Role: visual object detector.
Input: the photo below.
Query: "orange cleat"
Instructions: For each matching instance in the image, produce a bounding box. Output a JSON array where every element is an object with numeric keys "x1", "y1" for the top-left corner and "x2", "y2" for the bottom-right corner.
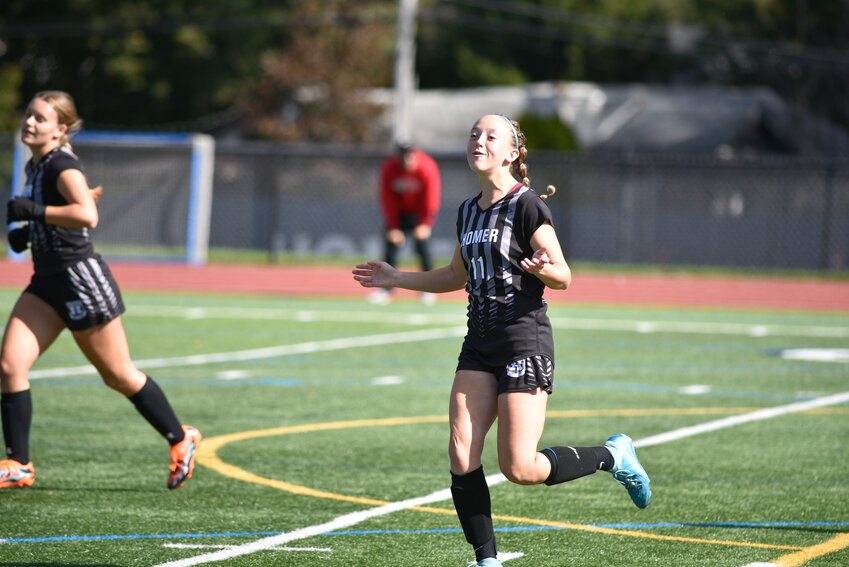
[
  {"x1": 168, "y1": 425, "x2": 202, "y2": 490},
  {"x1": 0, "y1": 459, "x2": 35, "y2": 488}
]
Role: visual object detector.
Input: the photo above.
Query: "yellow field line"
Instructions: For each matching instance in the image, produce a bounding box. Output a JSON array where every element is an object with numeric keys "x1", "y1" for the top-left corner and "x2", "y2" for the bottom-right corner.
[
  {"x1": 404, "y1": 507, "x2": 802, "y2": 551},
  {"x1": 768, "y1": 532, "x2": 849, "y2": 566},
  {"x1": 198, "y1": 416, "x2": 448, "y2": 507},
  {"x1": 195, "y1": 410, "x2": 826, "y2": 553},
  {"x1": 492, "y1": 513, "x2": 802, "y2": 551}
]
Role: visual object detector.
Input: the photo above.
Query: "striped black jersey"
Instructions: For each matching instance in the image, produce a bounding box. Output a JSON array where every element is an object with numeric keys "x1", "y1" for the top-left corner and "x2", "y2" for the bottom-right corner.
[
  {"x1": 22, "y1": 146, "x2": 95, "y2": 275},
  {"x1": 456, "y1": 183, "x2": 553, "y2": 334}
]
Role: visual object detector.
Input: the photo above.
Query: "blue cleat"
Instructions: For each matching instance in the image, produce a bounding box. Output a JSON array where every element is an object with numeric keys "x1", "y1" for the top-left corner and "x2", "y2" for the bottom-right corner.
[
  {"x1": 476, "y1": 559, "x2": 503, "y2": 567},
  {"x1": 604, "y1": 434, "x2": 651, "y2": 508}
]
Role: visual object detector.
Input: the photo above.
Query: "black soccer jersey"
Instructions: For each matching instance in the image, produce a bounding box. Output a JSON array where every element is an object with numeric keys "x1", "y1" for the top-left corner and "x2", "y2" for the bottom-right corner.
[
  {"x1": 22, "y1": 146, "x2": 95, "y2": 275},
  {"x1": 456, "y1": 184, "x2": 553, "y2": 334}
]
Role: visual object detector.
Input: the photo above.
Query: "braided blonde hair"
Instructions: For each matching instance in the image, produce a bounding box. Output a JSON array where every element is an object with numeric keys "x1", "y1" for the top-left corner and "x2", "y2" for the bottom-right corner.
[{"x1": 503, "y1": 116, "x2": 556, "y2": 199}]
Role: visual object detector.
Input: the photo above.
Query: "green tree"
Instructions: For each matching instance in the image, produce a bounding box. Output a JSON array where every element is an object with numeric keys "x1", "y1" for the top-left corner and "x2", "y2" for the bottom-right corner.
[
  {"x1": 1, "y1": 1, "x2": 846, "y2": 138},
  {"x1": 415, "y1": 0, "x2": 849, "y2": 133},
  {"x1": 242, "y1": 2, "x2": 395, "y2": 143},
  {"x1": 0, "y1": 1, "x2": 298, "y2": 128}
]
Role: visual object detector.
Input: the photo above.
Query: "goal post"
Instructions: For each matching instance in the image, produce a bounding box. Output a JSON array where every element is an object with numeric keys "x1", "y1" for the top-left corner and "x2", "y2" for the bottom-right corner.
[
  {"x1": 7, "y1": 130, "x2": 215, "y2": 266},
  {"x1": 186, "y1": 133, "x2": 215, "y2": 266}
]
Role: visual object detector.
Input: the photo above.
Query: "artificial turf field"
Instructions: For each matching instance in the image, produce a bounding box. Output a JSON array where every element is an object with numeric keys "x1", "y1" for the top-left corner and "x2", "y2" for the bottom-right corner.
[{"x1": 0, "y1": 288, "x2": 847, "y2": 567}]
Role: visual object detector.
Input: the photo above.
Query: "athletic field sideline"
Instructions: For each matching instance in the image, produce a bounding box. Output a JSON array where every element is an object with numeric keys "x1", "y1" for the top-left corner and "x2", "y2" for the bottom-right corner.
[
  {"x1": 0, "y1": 267, "x2": 847, "y2": 566},
  {"x1": 1, "y1": 258, "x2": 849, "y2": 311}
]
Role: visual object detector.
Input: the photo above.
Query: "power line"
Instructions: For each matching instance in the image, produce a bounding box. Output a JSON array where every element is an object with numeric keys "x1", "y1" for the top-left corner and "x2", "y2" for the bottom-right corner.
[
  {"x1": 0, "y1": 9, "x2": 397, "y2": 38},
  {"x1": 432, "y1": 0, "x2": 849, "y2": 71}
]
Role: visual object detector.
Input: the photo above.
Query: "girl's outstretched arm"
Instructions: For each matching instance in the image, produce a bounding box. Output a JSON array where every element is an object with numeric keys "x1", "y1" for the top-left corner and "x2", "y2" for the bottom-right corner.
[{"x1": 353, "y1": 243, "x2": 467, "y2": 293}]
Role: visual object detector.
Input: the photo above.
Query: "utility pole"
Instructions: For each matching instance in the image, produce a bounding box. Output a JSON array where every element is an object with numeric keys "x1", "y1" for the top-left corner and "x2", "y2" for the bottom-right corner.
[{"x1": 393, "y1": 0, "x2": 418, "y2": 144}]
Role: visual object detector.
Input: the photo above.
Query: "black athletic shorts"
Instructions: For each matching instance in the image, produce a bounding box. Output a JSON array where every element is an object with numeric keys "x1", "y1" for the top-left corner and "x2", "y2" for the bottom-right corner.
[
  {"x1": 386, "y1": 214, "x2": 421, "y2": 234},
  {"x1": 456, "y1": 303, "x2": 555, "y2": 395},
  {"x1": 25, "y1": 255, "x2": 126, "y2": 331}
]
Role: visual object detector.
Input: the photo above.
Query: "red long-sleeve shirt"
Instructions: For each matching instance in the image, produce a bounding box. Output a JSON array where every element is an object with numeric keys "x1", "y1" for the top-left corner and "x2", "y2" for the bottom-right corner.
[{"x1": 379, "y1": 149, "x2": 441, "y2": 229}]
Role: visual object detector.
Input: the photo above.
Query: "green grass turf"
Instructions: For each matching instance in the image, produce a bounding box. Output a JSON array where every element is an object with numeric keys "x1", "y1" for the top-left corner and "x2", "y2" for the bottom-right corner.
[{"x1": 0, "y1": 288, "x2": 847, "y2": 566}]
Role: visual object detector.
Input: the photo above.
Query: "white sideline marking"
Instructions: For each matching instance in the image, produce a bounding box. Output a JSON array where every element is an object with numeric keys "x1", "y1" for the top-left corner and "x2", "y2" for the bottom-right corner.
[
  {"x1": 163, "y1": 543, "x2": 332, "y2": 552},
  {"x1": 550, "y1": 317, "x2": 849, "y2": 339},
  {"x1": 127, "y1": 305, "x2": 849, "y2": 338},
  {"x1": 151, "y1": 390, "x2": 849, "y2": 567},
  {"x1": 371, "y1": 375, "x2": 405, "y2": 385},
  {"x1": 152, "y1": 483, "x2": 496, "y2": 567},
  {"x1": 28, "y1": 308, "x2": 849, "y2": 381},
  {"x1": 678, "y1": 384, "x2": 712, "y2": 395},
  {"x1": 215, "y1": 370, "x2": 251, "y2": 380},
  {"x1": 634, "y1": 391, "x2": 849, "y2": 448},
  {"x1": 778, "y1": 348, "x2": 849, "y2": 363},
  {"x1": 27, "y1": 326, "x2": 466, "y2": 380}
]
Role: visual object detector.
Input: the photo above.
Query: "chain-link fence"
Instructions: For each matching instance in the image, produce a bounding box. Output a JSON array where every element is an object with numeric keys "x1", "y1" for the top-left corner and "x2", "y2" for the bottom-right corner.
[
  {"x1": 3, "y1": 134, "x2": 847, "y2": 271},
  {"x1": 542, "y1": 153, "x2": 849, "y2": 270}
]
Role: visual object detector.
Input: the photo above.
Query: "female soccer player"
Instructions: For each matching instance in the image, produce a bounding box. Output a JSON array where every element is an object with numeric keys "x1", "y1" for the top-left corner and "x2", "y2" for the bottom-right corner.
[
  {"x1": 353, "y1": 114, "x2": 651, "y2": 566},
  {"x1": 1, "y1": 91, "x2": 200, "y2": 490}
]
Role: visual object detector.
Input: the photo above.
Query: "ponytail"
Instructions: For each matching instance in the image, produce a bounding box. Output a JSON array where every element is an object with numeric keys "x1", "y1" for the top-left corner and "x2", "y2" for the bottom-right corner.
[{"x1": 502, "y1": 116, "x2": 555, "y2": 200}]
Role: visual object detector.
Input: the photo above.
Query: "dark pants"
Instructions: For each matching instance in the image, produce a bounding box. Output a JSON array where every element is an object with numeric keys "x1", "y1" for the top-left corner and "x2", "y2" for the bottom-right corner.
[{"x1": 385, "y1": 214, "x2": 433, "y2": 272}]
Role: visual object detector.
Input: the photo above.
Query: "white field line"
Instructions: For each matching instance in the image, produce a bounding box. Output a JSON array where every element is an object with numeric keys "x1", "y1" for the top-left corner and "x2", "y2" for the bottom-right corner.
[
  {"x1": 634, "y1": 390, "x2": 849, "y2": 448},
  {"x1": 549, "y1": 317, "x2": 849, "y2": 339},
  {"x1": 28, "y1": 307, "x2": 848, "y2": 380},
  {"x1": 162, "y1": 543, "x2": 333, "y2": 552},
  {"x1": 151, "y1": 389, "x2": 849, "y2": 567},
  {"x1": 152, "y1": 484, "x2": 461, "y2": 567},
  {"x1": 778, "y1": 348, "x2": 849, "y2": 363},
  {"x1": 129, "y1": 305, "x2": 849, "y2": 338},
  {"x1": 27, "y1": 326, "x2": 466, "y2": 380}
]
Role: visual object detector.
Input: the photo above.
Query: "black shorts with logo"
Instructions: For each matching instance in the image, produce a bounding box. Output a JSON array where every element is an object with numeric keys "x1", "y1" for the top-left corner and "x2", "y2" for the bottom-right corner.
[
  {"x1": 25, "y1": 255, "x2": 126, "y2": 331},
  {"x1": 456, "y1": 303, "x2": 555, "y2": 395}
]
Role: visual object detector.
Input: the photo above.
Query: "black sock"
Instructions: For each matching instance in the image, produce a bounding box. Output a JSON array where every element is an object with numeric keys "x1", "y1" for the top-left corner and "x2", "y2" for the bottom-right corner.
[
  {"x1": 128, "y1": 377, "x2": 184, "y2": 445},
  {"x1": 1, "y1": 389, "x2": 32, "y2": 464},
  {"x1": 541, "y1": 446, "x2": 613, "y2": 486},
  {"x1": 451, "y1": 466, "x2": 497, "y2": 562}
]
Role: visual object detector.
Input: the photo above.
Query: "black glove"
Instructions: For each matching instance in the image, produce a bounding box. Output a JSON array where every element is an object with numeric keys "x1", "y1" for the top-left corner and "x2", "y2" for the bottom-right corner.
[
  {"x1": 7, "y1": 225, "x2": 30, "y2": 253},
  {"x1": 7, "y1": 198, "x2": 46, "y2": 223}
]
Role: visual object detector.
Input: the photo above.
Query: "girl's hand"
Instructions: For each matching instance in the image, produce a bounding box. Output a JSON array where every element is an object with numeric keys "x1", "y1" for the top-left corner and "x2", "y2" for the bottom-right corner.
[
  {"x1": 352, "y1": 261, "x2": 398, "y2": 288},
  {"x1": 520, "y1": 247, "x2": 551, "y2": 274}
]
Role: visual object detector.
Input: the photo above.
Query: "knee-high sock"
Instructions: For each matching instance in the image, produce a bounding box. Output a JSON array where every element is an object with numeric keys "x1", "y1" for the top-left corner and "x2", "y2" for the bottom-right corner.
[
  {"x1": 541, "y1": 445, "x2": 613, "y2": 485},
  {"x1": 451, "y1": 466, "x2": 497, "y2": 562},
  {"x1": 128, "y1": 377, "x2": 184, "y2": 445},
  {"x1": 1, "y1": 390, "x2": 32, "y2": 464}
]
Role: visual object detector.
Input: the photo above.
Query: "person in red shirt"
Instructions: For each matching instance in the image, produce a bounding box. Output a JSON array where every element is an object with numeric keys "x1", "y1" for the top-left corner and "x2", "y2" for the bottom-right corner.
[{"x1": 370, "y1": 141, "x2": 441, "y2": 304}]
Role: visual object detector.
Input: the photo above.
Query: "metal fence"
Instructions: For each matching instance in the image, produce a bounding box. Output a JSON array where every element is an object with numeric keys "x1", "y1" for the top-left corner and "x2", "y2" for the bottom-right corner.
[{"x1": 3, "y1": 135, "x2": 848, "y2": 271}]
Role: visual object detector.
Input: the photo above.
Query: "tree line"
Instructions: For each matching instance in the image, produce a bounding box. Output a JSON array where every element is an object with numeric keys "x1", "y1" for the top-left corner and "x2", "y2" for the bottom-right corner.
[{"x1": 1, "y1": 0, "x2": 847, "y2": 143}]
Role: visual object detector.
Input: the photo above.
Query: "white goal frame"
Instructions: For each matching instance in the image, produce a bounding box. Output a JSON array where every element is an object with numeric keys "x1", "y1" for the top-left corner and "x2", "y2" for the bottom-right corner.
[{"x1": 8, "y1": 130, "x2": 215, "y2": 266}]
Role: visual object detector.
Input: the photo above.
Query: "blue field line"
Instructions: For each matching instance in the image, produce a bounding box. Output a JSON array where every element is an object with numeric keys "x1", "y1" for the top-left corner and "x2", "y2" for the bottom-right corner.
[
  {"x1": 5, "y1": 522, "x2": 849, "y2": 544},
  {"x1": 0, "y1": 531, "x2": 281, "y2": 544}
]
